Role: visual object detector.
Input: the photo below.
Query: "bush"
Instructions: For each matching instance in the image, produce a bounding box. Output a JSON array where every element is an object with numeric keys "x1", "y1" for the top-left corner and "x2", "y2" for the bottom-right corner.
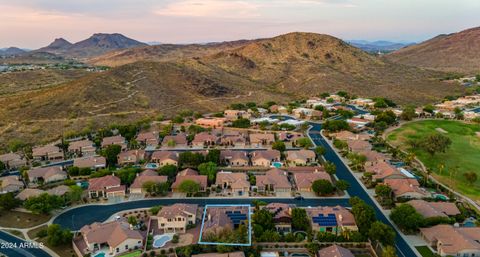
[{"x1": 36, "y1": 229, "x2": 48, "y2": 238}]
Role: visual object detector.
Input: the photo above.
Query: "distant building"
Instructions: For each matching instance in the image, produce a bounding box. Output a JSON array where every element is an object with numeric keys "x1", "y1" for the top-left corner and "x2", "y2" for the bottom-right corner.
[
  {"x1": 73, "y1": 156, "x2": 107, "y2": 170},
  {"x1": 215, "y1": 172, "x2": 250, "y2": 196},
  {"x1": 421, "y1": 224, "x2": 480, "y2": 257},
  {"x1": 101, "y1": 135, "x2": 127, "y2": 150},
  {"x1": 32, "y1": 145, "x2": 63, "y2": 161},
  {"x1": 117, "y1": 150, "x2": 145, "y2": 166},
  {"x1": 256, "y1": 169, "x2": 291, "y2": 193},
  {"x1": 407, "y1": 200, "x2": 460, "y2": 218},
  {"x1": 195, "y1": 117, "x2": 226, "y2": 129},
  {"x1": 317, "y1": 245, "x2": 354, "y2": 257},
  {"x1": 0, "y1": 153, "x2": 27, "y2": 169},
  {"x1": 155, "y1": 203, "x2": 198, "y2": 233},
  {"x1": 68, "y1": 140, "x2": 96, "y2": 156},
  {"x1": 129, "y1": 170, "x2": 167, "y2": 195},
  {"x1": 150, "y1": 151, "x2": 179, "y2": 167},
  {"x1": 87, "y1": 175, "x2": 125, "y2": 199},
  {"x1": 306, "y1": 206, "x2": 357, "y2": 234},
  {"x1": 263, "y1": 203, "x2": 292, "y2": 233},
  {"x1": 251, "y1": 150, "x2": 280, "y2": 167},
  {"x1": 0, "y1": 175, "x2": 24, "y2": 193},
  {"x1": 27, "y1": 166, "x2": 67, "y2": 184}
]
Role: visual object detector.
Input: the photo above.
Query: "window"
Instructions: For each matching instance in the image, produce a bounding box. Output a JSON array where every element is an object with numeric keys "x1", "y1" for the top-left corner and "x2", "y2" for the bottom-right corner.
[
  {"x1": 125, "y1": 245, "x2": 128, "y2": 250},
  {"x1": 116, "y1": 248, "x2": 119, "y2": 253}
]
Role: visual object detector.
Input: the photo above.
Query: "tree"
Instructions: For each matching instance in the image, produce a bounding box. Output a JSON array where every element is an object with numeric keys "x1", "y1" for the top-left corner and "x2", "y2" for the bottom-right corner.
[
  {"x1": 314, "y1": 146, "x2": 326, "y2": 157},
  {"x1": 232, "y1": 118, "x2": 251, "y2": 128},
  {"x1": 0, "y1": 161, "x2": 5, "y2": 171},
  {"x1": 420, "y1": 133, "x2": 452, "y2": 156},
  {"x1": 101, "y1": 144, "x2": 122, "y2": 166},
  {"x1": 335, "y1": 180, "x2": 350, "y2": 191},
  {"x1": 324, "y1": 161, "x2": 336, "y2": 175},
  {"x1": 252, "y1": 209, "x2": 275, "y2": 231},
  {"x1": 323, "y1": 120, "x2": 349, "y2": 132},
  {"x1": 179, "y1": 152, "x2": 205, "y2": 168},
  {"x1": 333, "y1": 139, "x2": 348, "y2": 150},
  {"x1": 143, "y1": 181, "x2": 169, "y2": 196},
  {"x1": 311, "y1": 179, "x2": 334, "y2": 196},
  {"x1": 368, "y1": 221, "x2": 395, "y2": 246},
  {"x1": 375, "y1": 110, "x2": 397, "y2": 125},
  {"x1": 178, "y1": 180, "x2": 200, "y2": 194},
  {"x1": 198, "y1": 162, "x2": 217, "y2": 183},
  {"x1": 297, "y1": 138, "x2": 313, "y2": 148},
  {"x1": 66, "y1": 185, "x2": 83, "y2": 203},
  {"x1": 205, "y1": 149, "x2": 221, "y2": 164},
  {"x1": 158, "y1": 164, "x2": 177, "y2": 179},
  {"x1": 350, "y1": 197, "x2": 376, "y2": 235},
  {"x1": 128, "y1": 216, "x2": 138, "y2": 226},
  {"x1": 0, "y1": 193, "x2": 21, "y2": 211},
  {"x1": 423, "y1": 104, "x2": 435, "y2": 114},
  {"x1": 382, "y1": 246, "x2": 398, "y2": 257},
  {"x1": 347, "y1": 152, "x2": 367, "y2": 171},
  {"x1": 375, "y1": 184, "x2": 393, "y2": 202},
  {"x1": 46, "y1": 224, "x2": 73, "y2": 247},
  {"x1": 400, "y1": 105, "x2": 416, "y2": 121},
  {"x1": 272, "y1": 141, "x2": 286, "y2": 152},
  {"x1": 291, "y1": 208, "x2": 310, "y2": 232},
  {"x1": 390, "y1": 204, "x2": 424, "y2": 233},
  {"x1": 454, "y1": 107, "x2": 464, "y2": 119},
  {"x1": 463, "y1": 172, "x2": 478, "y2": 185},
  {"x1": 24, "y1": 193, "x2": 63, "y2": 214}
]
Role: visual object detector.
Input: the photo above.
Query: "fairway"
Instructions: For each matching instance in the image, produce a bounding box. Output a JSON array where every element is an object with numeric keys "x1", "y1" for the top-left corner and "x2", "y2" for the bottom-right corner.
[{"x1": 387, "y1": 120, "x2": 480, "y2": 200}]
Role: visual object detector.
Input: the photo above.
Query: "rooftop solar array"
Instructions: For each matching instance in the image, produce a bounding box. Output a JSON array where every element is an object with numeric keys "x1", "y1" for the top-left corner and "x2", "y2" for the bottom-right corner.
[
  {"x1": 312, "y1": 213, "x2": 337, "y2": 226},
  {"x1": 226, "y1": 211, "x2": 247, "y2": 225}
]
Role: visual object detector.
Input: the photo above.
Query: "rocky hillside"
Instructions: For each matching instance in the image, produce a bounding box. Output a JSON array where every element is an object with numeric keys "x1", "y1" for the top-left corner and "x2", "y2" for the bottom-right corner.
[{"x1": 386, "y1": 27, "x2": 480, "y2": 74}]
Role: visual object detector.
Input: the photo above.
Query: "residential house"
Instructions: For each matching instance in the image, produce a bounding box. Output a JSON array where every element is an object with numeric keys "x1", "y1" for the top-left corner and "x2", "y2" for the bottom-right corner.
[
  {"x1": 192, "y1": 252, "x2": 245, "y2": 257},
  {"x1": 249, "y1": 133, "x2": 275, "y2": 148},
  {"x1": 27, "y1": 166, "x2": 67, "y2": 184},
  {"x1": 192, "y1": 132, "x2": 218, "y2": 148},
  {"x1": 269, "y1": 105, "x2": 288, "y2": 114},
  {"x1": 220, "y1": 150, "x2": 249, "y2": 167},
  {"x1": 347, "y1": 118, "x2": 370, "y2": 130},
  {"x1": 263, "y1": 203, "x2": 292, "y2": 233},
  {"x1": 330, "y1": 131, "x2": 371, "y2": 141},
  {"x1": 32, "y1": 145, "x2": 63, "y2": 161},
  {"x1": 317, "y1": 245, "x2": 355, "y2": 257},
  {"x1": 215, "y1": 172, "x2": 250, "y2": 196},
  {"x1": 384, "y1": 179, "x2": 430, "y2": 199},
  {"x1": 161, "y1": 134, "x2": 188, "y2": 148},
  {"x1": 68, "y1": 140, "x2": 96, "y2": 157},
  {"x1": 219, "y1": 132, "x2": 247, "y2": 147},
  {"x1": 287, "y1": 166, "x2": 326, "y2": 174},
  {"x1": 306, "y1": 206, "x2": 357, "y2": 234},
  {"x1": 292, "y1": 108, "x2": 322, "y2": 120},
  {"x1": 46, "y1": 185, "x2": 71, "y2": 197},
  {"x1": 73, "y1": 220, "x2": 143, "y2": 257},
  {"x1": 130, "y1": 170, "x2": 168, "y2": 194},
  {"x1": 171, "y1": 169, "x2": 207, "y2": 193},
  {"x1": 202, "y1": 206, "x2": 249, "y2": 235},
  {"x1": 224, "y1": 110, "x2": 251, "y2": 121},
  {"x1": 0, "y1": 175, "x2": 24, "y2": 193},
  {"x1": 346, "y1": 139, "x2": 371, "y2": 152},
  {"x1": 358, "y1": 150, "x2": 386, "y2": 166},
  {"x1": 155, "y1": 203, "x2": 198, "y2": 233},
  {"x1": 73, "y1": 156, "x2": 107, "y2": 170},
  {"x1": 256, "y1": 169, "x2": 291, "y2": 193},
  {"x1": 101, "y1": 135, "x2": 127, "y2": 151},
  {"x1": 150, "y1": 151, "x2": 179, "y2": 167},
  {"x1": 251, "y1": 150, "x2": 280, "y2": 167},
  {"x1": 285, "y1": 150, "x2": 316, "y2": 166},
  {"x1": 364, "y1": 162, "x2": 404, "y2": 181},
  {"x1": 294, "y1": 171, "x2": 331, "y2": 192},
  {"x1": 16, "y1": 188, "x2": 45, "y2": 201},
  {"x1": 195, "y1": 117, "x2": 226, "y2": 129},
  {"x1": 117, "y1": 150, "x2": 145, "y2": 166},
  {"x1": 407, "y1": 200, "x2": 460, "y2": 218},
  {"x1": 278, "y1": 132, "x2": 304, "y2": 144},
  {"x1": 88, "y1": 175, "x2": 125, "y2": 199},
  {"x1": 136, "y1": 131, "x2": 159, "y2": 147},
  {"x1": 350, "y1": 98, "x2": 374, "y2": 107},
  {"x1": 0, "y1": 153, "x2": 26, "y2": 170},
  {"x1": 420, "y1": 225, "x2": 480, "y2": 257}
]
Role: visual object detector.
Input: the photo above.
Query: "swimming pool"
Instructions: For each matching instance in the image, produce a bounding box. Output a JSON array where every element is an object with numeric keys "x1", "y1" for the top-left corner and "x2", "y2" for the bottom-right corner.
[
  {"x1": 145, "y1": 163, "x2": 159, "y2": 169},
  {"x1": 93, "y1": 252, "x2": 105, "y2": 257},
  {"x1": 272, "y1": 162, "x2": 282, "y2": 168},
  {"x1": 153, "y1": 234, "x2": 174, "y2": 248}
]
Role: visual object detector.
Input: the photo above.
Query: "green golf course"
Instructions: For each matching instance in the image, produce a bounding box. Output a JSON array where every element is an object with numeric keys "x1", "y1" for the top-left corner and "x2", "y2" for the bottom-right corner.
[{"x1": 387, "y1": 120, "x2": 480, "y2": 200}]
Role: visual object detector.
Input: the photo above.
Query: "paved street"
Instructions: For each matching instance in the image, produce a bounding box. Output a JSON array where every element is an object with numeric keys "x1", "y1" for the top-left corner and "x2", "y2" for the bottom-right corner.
[{"x1": 0, "y1": 231, "x2": 51, "y2": 257}]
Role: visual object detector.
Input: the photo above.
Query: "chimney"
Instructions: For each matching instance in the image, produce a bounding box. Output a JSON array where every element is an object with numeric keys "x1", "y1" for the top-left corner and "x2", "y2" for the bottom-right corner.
[{"x1": 338, "y1": 214, "x2": 343, "y2": 222}]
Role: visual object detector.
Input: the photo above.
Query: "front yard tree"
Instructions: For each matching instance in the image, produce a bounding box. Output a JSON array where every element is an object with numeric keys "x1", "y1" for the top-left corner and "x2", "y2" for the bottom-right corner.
[
  {"x1": 368, "y1": 221, "x2": 395, "y2": 246},
  {"x1": 314, "y1": 146, "x2": 326, "y2": 158},
  {"x1": 24, "y1": 193, "x2": 63, "y2": 214},
  {"x1": 232, "y1": 118, "x2": 251, "y2": 128},
  {"x1": 421, "y1": 133, "x2": 452, "y2": 156},
  {"x1": 335, "y1": 180, "x2": 350, "y2": 191},
  {"x1": 205, "y1": 149, "x2": 221, "y2": 164},
  {"x1": 350, "y1": 197, "x2": 376, "y2": 235},
  {"x1": 375, "y1": 184, "x2": 393, "y2": 203},
  {"x1": 382, "y1": 246, "x2": 398, "y2": 257},
  {"x1": 297, "y1": 138, "x2": 313, "y2": 149},
  {"x1": 312, "y1": 179, "x2": 334, "y2": 196},
  {"x1": 178, "y1": 180, "x2": 200, "y2": 195},
  {"x1": 291, "y1": 208, "x2": 310, "y2": 232},
  {"x1": 252, "y1": 209, "x2": 275, "y2": 231},
  {"x1": 324, "y1": 161, "x2": 336, "y2": 175},
  {"x1": 400, "y1": 105, "x2": 416, "y2": 121},
  {"x1": 0, "y1": 193, "x2": 21, "y2": 211},
  {"x1": 46, "y1": 224, "x2": 73, "y2": 247},
  {"x1": 198, "y1": 162, "x2": 217, "y2": 183},
  {"x1": 158, "y1": 164, "x2": 177, "y2": 179},
  {"x1": 390, "y1": 204, "x2": 424, "y2": 233},
  {"x1": 272, "y1": 141, "x2": 286, "y2": 152},
  {"x1": 102, "y1": 144, "x2": 122, "y2": 166}
]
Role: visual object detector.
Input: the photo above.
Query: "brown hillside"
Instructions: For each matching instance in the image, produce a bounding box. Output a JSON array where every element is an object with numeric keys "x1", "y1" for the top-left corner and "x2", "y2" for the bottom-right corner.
[{"x1": 386, "y1": 27, "x2": 480, "y2": 73}]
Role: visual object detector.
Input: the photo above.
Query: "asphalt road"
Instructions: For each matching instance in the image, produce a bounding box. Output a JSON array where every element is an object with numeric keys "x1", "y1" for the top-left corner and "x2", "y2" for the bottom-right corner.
[
  {"x1": 53, "y1": 198, "x2": 349, "y2": 231},
  {"x1": 307, "y1": 122, "x2": 416, "y2": 257},
  {"x1": 0, "y1": 231, "x2": 51, "y2": 257}
]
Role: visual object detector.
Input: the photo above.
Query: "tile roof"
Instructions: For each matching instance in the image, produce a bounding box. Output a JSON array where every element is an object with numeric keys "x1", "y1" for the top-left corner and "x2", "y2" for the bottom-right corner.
[
  {"x1": 28, "y1": 166, "x2": 66, "y2": 181},
  {"x1": 384, "y1": 179, "x2": 429, "y2": 198},
  {"x1": 420, "y1": 225, "x2": 480, "y2": 256},
  {"x1": 285, "y1": 150, "x2": 316, "y2": 162},
  {"x1": 68, "y1": 140, "x2": 94, "y2": 151},
  {"x1": 407, "y1": 200, "x2": 460, "y2": 218},
  {"x1": 80, "y1": 220, "x2": 143, "y2": 248},
  {"x1": 73, "y1": 156, "x2": 106, "y2": 168},
  {"x1": 318, "y1": 245, "x2": 354, "y2": 257},
  {"x1": 215, "y1": 172, "x2": 250, "y2": 189},
  {"x1": 306, "y1": 206, "x2": 356, "y2": 227},
  {"x1": 294, "y1": 171, "x2": 331, "y2": 189},
  {"x1": 47, "y1": 185, "x2": 71, "y2": 196},
  {"x1": 101, "y1": 135, "x2": 126, "y2": 147},
  {"x1": 251, "y1": 150, "x2": 280, "y2": 161},
  {"x1": 162, "y1": 134, "x2": 188, "y2": 145},
  {"x1": 158, "y1": 203, "x2": 198, "y2": 219},
  {"x1": 16, "y1": 188, "x2": 45, "y2": 200},
  {"x1": 130, "y1": 174, "x2": 168, "y2": 190},
  {"x1": 88, "y1": 175, "x2": 121, "y2": 191},
  {"x1": 151, "y1": 151, "x2": 179, "y2": 162},
  {"x1": 256, "y1": 169, "x2": 291, "y2": 189}
]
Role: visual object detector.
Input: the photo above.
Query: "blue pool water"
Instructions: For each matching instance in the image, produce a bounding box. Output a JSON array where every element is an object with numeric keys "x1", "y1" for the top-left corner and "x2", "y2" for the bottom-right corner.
[
  {"x1": 93, "y1": 252, "x2": 105, "y2": 257},
  {"x1": 145, "y1": 163, "x2": 159, "y2": 169},
  {"x1": 272, "y1": 162, "x2": 282, "y2": 168},
  {"x1": 153, "y1": 234, "x2": 173, "y2": 248}
]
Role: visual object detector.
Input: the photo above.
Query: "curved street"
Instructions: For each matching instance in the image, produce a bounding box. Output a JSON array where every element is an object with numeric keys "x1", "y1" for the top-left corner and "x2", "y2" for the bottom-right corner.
[{"x1": 0, "y1": 231, "x2": 51, "y2": 257}]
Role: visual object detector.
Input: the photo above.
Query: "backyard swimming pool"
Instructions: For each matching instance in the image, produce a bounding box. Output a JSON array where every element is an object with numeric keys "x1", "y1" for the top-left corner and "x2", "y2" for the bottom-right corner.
[
  {"x1": 272, "y1": 162, "x2": 282, "y2": 168},
  {"x1": 93, "y1": 252, "x2": 106, "y2": 257},
  {"x1": 153, "y1": 234, "x2": 173, "y2": 248},
  {"x1": 145, "y1": 163, "x2": 159, "y2": 169}
]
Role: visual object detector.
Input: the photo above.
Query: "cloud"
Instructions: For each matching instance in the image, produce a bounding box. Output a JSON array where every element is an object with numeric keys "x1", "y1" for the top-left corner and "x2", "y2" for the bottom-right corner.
[{"x1": 154, "y1": 0, "x2": 261, "y2": 18}]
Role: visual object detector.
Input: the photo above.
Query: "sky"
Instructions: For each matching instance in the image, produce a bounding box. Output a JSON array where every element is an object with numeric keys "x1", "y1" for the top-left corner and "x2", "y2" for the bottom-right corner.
[{"x1": 1, "y1": 0, "x2": 479, "y2": 49}]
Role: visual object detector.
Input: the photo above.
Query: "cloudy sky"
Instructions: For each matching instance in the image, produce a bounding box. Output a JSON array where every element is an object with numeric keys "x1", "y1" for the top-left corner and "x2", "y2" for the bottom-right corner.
[{"x1": 1, "y1": 0, "x2": 479, "y2": 48}]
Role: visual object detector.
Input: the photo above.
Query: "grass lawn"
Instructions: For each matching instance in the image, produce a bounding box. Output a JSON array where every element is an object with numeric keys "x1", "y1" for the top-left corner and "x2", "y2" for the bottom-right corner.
[
  {"x1": 118, "y1": 250, "x2": 143, "y2": 257},
  {"x1": 416, "y1": 246, "x2": 438, "y2": 257},
  {"x1": 0, "y1": 211, "x2": 51, "y2": 229},
  {"x1": 387, "y1": 120, "x2": 480, "y2": 200}
]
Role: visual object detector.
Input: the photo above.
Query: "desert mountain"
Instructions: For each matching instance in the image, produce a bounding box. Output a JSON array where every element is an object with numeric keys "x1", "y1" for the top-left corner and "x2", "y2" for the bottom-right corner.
[
  {"x1": 34, "y1": 33, "x2": 147, "y2": 58},
  {"x1": 0, "y1": 47, "x2": 27, "y2": 57},
  {"x1": 0, "y1": 32, "x2": 464, "y2": 147},
  {"x1": 386, "y1": 27, "x2": 480, "y2": 74},
  {"x1": 347, "y1": 40, "x2": 414, "y2": 53}
]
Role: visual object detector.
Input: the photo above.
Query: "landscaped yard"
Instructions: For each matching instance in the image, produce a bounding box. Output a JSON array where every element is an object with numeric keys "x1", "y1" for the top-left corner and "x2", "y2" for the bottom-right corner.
[
  {"x1": 387, "y1": 120, "x2": 480, "y2": 200},
  {"x1": 118, "y1": 250, "x2": 143, "y2": 257},
  {"x1": 0, "y1": 211, "x2": 51, "y2": 229},
  {"x1": 416, "y1": 246, "x2": 438, "y2": 257}
]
